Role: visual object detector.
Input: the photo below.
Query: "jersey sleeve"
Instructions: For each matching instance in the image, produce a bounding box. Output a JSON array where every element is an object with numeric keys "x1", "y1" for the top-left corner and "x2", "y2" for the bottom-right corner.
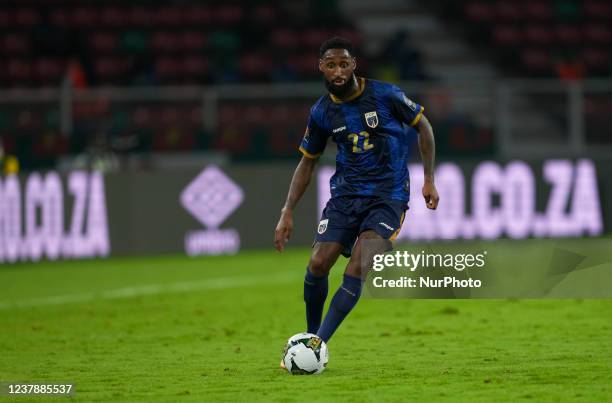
[
  {"x1": 389, "y1": 85, "x2": 425, "y2": 127},
  {"x1": 298, "y1": 110, "x2": 329, "y2": 159}
]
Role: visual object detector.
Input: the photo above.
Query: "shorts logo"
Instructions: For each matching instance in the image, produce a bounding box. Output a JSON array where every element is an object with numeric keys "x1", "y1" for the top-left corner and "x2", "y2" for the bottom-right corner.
[
  {"x1": 403, "y1": 94, "x2": 417, "y2": 112},
  {"x1": 318, "y1": 219, "x2": 329, "y2": 234},
  {"x1": 364, "y1": 111, "x2": 378, "y2": 128},
  {"x1": 379, "y1": 222, "x2": 394, "y2": 231}
]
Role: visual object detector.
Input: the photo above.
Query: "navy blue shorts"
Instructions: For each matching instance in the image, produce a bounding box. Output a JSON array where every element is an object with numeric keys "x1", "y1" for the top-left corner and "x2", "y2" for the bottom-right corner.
[{"x1": 315, "y1": 196, "x2": 408, "y2": 257}]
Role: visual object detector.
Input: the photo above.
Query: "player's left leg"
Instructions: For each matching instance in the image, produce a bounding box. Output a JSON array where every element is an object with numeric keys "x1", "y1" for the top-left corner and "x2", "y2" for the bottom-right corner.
[
  {"x1": 316, "y1": 198, "x2": 406, "y2": 342},
  {"x1": 316, "y1": 230, "x2": 383, "y2": 342}
]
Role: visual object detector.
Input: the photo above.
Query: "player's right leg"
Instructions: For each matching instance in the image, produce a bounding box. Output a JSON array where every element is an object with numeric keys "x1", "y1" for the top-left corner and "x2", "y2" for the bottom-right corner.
[
  {"x1": 304, "y1": 242, "x2": 344, "y2": 333},
  {"x1": 306, "y1": 197, "x2": 361, "y2": 334},
  {"x1": 281, "y1": 242, "x2": 343, "y2": 369}
]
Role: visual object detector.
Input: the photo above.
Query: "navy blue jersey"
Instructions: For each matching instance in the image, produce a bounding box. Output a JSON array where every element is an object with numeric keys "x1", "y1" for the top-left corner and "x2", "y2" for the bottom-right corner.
[{"x1": 299, "y1": 77, "x2": 424, "y2": 202}]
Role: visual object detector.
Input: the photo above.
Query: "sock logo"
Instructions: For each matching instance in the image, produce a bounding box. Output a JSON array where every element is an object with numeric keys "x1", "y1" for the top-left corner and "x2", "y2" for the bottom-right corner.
[
  {"x1": 318, "y1": 219, "x2": 329, "y2": 234},
  {"x1": 340, "y1": 286, "x2": 357, "y2": 297}
]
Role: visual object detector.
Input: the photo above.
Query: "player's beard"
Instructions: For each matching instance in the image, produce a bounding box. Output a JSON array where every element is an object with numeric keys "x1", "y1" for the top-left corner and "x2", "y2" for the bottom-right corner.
[{"x1": 325, "y1": 75, "x2": 357, "y2": 99}]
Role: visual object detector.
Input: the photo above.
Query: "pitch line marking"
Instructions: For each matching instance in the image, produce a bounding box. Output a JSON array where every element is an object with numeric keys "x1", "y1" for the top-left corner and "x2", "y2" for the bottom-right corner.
[{"x1": 0, "y1": 272, "x2": 296, "y2": 310}]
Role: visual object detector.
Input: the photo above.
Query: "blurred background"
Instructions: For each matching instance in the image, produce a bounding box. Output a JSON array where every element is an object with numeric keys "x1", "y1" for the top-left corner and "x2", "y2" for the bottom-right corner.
[{"x1": 0, "y1": 0, "x2": 610, "y2": 260}]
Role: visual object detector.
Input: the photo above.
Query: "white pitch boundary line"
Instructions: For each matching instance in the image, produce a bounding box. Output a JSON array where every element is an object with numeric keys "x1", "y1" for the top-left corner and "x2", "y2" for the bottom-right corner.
[{"x1": 0, "y1": 272, "x2": 297, "y2": 310}]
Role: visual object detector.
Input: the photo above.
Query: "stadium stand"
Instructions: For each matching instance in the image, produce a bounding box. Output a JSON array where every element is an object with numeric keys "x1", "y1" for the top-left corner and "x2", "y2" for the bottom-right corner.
[
  {"x1": 1, "y1": 0, "x2": 608, "y2": 171},
  {"x1": 432, "y1": 0, "x2": 612, "y2": 78},
  {"x1": 0, "y1": 2, "x2": 363, "y2": 87}
]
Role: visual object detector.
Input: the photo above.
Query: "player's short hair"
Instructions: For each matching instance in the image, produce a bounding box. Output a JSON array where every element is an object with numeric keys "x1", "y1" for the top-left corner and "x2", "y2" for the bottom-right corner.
[{"x1": 319, "y1": 37, "x2": 354, "y2": 58}]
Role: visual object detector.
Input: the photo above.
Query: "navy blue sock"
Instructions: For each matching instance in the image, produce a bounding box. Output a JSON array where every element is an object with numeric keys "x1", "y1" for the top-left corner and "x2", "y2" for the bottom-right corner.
[
  {"x1": 317, "y1": 274, "x2": 362, "y2": 342},
  {"x1": 304, "y1": 268, "x2": 329, "y2": 334}
]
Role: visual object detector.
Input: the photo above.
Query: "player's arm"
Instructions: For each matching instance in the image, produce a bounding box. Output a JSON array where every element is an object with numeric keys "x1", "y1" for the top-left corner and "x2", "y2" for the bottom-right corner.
[
  {"x1": 415, "y1": 114, "x2": 439, "y2": 210},
  {"x1": 274, "y1": 155, "x2": 318, "y2": 252}
]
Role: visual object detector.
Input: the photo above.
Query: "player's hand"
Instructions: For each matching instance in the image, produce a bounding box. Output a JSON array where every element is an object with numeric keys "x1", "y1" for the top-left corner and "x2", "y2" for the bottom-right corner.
[
  {"x1": 274, "y1": 209, "x2": 294, "y2": 252},
  {"x1": 422, "y1": 181, "x2": 439, "y2": 210}
]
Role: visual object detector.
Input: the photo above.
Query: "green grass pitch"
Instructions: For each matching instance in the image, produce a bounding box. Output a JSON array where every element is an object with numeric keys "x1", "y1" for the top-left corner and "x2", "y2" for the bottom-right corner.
[{"x1": 1, "y1": 239, "x2": 611, "y2": 402}]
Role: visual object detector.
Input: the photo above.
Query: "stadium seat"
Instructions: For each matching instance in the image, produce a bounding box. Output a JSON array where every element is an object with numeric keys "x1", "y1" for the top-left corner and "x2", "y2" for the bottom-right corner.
[
  {"x1": 155, "y1": 6, "x2": 182, "y2": 27},
  {"x1": 7, "y1": 59, "x2": 33, "y2": 83},
  {"x1": 240, "y1": 52, "x2": 271, "y2": 81},
  {"x1": 0, "y1": 61, "x2": 7, "y2": 86},
  {"x1": 287, "y1": 54, "x2": 316, "y2": 75},
  {"x1": 336, "y1": 29, "x2": 363, "y2": 47},
  {"x1": 525, "y1": 24, "x2": 554, "y2": 45},
  {"x1": 213, "y1": 127, "x2": 252, "y2": 153},
  {"x1": 584, "y1": 1, "x2": 612, "y2": 19},
  {"x1": 3, "y1": 33, "x2": 30, "y2": 54},
  {"x1": 94, "y1": 57, "x2": 129, "y2": 82},
  {"x1": 90, "y1": 32, "x2": 120, "y2": 53},
  {"x1": 50, "y1": 8, "x2": 69, "y2": 26},
  {"x1": 556, "y1": 25, "x2": 582, "y2": 45},
  {"x1": 187, "y1": 106, "x2": 202, "y2": 126},
  {"x1": 74, "y1": 99, "x2": 112, "y2": 120},
  {"x1": 122, "y1": 31, "x2": 149, "y2": 53},
  {"x1": 583, "y1": 48, "x2": 609, "y2": 71},
  {"x1": 242, "y1": 106, "x2": 268, "y2": 125},
  {"x1": 495, "y1": 1, "x2": 524, "y2": 21},
  {"x1": 100, "y1": 6, "x2": 128, "y2": 27},
  {"x1": 183, "y1": 5, "x2": 212, "y2": 25},
  {"x1": 129, "y1": 6, "x2": 155, "y2": 27},
  {"x1": 44, "y1": 110, "x2": 60, "y2": 129},
  {"x1": 16, "y1": 109, "x2": 42, "y2": 130},
  {"x1": 300, "y1": 29, "x2": 331, "y2": 50},
  {"x1": 0, "y1": 110, "x2": 10, "y2": 129},
  {"x1": 252, "y1": 3, "x2": 279, "y2": 25},
  {"x1": 525, "y1": 2, "x2": 553, "y2": 20},
  {"x1": 214, "y1": 4, "x2": 245, "y2": 26},
  {"x1": 71, "y1": 7, "x2": 97, "y2": 28},
  {"x1": 493, "y1": 25, "x2": 523, "y2": 46},
  {"x1": 465, "y1": 2, "x2": 494, "y2": 21},
  {"x1": 14, "y1": 8, "x2": 40, "y2": 28},
  {"x1": 180, "y1": 31, "x2": 207, "y2": 51},
  {"x1": 218, "y1": 105, "x2": 242, "y2": 126},
  {"x1": 521, "y1": 48, "x2": 551, "y2": 74},
  {"x1": 209, "y1": 31, "x2": 240, "y2": 52},
  {"x1": 273, "y1": 104, "x2": 306, "y2": 125},
  {"x1": 181, "y1": 56, "x2": 210, "y2": 79},
  {"x1": 160, "y1": 107, "x2": 180, "y2": 125},
  {"x1": 34, "y1": 58, "x2": 65, "y2": 85},
  {"x1": 153, "y1": 128, "x2": 196, "y2": 151},
  {"x1": 0, "y1": 10, "x2": 9, "y2": 28},
  {"x1": 131, "y1": 106, "x2": 153, "y2": 128},
  {"x1": 270, "y1": 29, "x2": 299, "y2": 49},
  {"x1": 155, "y1": 57, "x2": 182, "y2": 83},
  {"x1": 269, "y1": 127, "x2": 299, "y2": 155},
  {"x1": 151, "y1": 31, "x2": 180, "y2": 52},
  {"x1": 584, "y1": 24, "x2": 612, "y2": 44}
]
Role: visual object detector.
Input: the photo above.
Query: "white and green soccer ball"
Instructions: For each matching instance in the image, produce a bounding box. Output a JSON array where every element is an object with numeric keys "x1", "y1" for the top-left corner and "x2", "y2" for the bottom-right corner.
[{"x1": 282, "y1": 333, "x2": 329, "y2": 375}]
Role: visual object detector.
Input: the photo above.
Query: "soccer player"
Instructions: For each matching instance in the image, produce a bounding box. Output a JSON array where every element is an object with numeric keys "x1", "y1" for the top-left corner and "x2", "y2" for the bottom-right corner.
[{"x1": 274, "y1": 37, "x2": 439, "y2": 346}]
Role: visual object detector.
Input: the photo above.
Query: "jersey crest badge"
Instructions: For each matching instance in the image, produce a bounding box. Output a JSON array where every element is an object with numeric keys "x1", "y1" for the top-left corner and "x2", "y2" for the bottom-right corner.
[
  {"x1": 364, "y1": 111, "x2": 379, "y2": 128},
  {"x1": 318, "y1": 219, "x2": 329, "y2": 234}
]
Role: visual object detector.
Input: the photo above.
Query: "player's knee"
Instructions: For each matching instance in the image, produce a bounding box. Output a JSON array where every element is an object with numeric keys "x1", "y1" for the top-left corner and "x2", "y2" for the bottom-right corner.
[
  {"x1": 309, "y1": 254, "x2": 333, "y2": 277},
  {"x1": 344, "y1": 261, "x2": 362, "y2": 279}
]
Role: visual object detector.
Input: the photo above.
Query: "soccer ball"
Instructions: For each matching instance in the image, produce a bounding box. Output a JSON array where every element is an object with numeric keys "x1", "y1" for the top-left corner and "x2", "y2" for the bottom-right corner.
[{"x1": 282, "y1": 333, "x2": 328, "y2": 375}]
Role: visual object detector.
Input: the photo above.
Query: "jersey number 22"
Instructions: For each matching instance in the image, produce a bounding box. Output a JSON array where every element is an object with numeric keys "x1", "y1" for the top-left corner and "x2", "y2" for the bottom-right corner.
[{"x1": 348, "y1": 132, "x2": 374, "y2": 153}]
